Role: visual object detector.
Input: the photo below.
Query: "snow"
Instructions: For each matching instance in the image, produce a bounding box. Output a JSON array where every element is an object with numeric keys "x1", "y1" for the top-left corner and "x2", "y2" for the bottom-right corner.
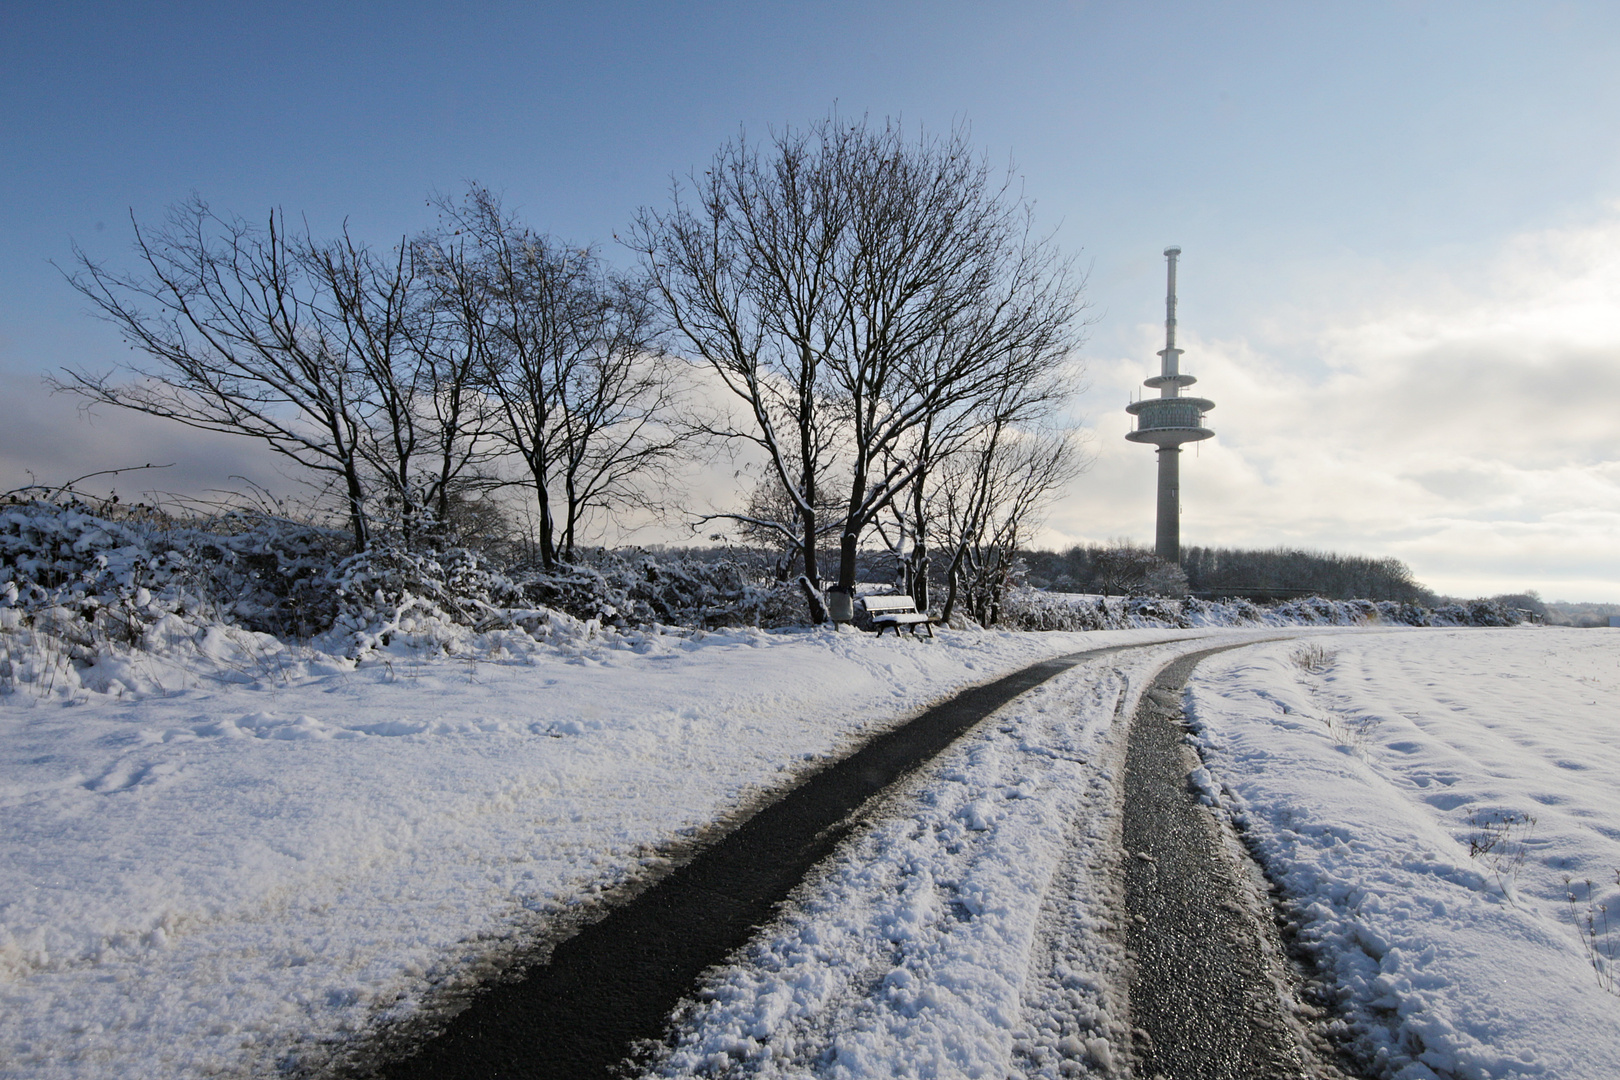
[
  {"x1": 1185, "y1": 628, "x2": 1620, "y2": 1079},
  {"x1": 5, "y1": 617, "x2": 1617, "y2": 1079},
  {"x1": 0, "y1": 617, "x2": 1197, "y2": 1078},
  {"x1": 649, "y1": 627, "x2": 1620, "y2": 1080}
]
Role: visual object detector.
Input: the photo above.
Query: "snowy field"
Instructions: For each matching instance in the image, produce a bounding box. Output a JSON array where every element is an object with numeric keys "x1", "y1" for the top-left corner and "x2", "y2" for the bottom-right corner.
[
  {"x1": 1187, "y1": 628, "x2": 1620, "y2": 1079},
  {"x1": 4, "y1": 623, "x2": 1616, "y2": 1079}
]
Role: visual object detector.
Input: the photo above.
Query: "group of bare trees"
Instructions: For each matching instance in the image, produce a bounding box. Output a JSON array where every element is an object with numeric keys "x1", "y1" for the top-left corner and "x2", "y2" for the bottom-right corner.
[
  {"x1": 61, "y1": 115, "x2": 1090, "y2": 623},
  {"x1": 631, "y1": 116, "x2": 1086, "y2": 621},
  {"x1": 61, "y1": 188, "x2": 687, "y2": 569}
]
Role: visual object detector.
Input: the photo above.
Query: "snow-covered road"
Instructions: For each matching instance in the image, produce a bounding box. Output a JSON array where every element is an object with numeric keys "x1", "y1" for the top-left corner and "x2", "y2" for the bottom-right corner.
[
  {"x1": 4, "y1": 623, "x2": 1615, "y2": 1079},
  {"x1": 645, "y1": 639, "x2": 1181, "y2": 1078}
]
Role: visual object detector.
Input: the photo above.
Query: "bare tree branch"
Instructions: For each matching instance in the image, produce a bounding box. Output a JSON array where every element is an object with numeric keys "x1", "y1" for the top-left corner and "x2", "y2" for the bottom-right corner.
[{"x1": 632, "y1": 116, "x2": 1088, "y2": 618}]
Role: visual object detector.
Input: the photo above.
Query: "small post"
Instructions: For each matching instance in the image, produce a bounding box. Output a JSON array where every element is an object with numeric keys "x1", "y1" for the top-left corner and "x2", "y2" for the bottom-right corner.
[{"x1": 826, "y1": 586, "x2": 855, "y2": 624}]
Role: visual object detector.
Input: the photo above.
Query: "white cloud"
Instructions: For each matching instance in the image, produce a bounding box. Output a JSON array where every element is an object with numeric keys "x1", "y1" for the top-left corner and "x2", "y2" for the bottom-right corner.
[
  {"x1": 1049, "y1": 211, "x2": 1620, "y2": 601},
  {"x1": 0, "y1": 372, "x2": 285, "y2": 506}
]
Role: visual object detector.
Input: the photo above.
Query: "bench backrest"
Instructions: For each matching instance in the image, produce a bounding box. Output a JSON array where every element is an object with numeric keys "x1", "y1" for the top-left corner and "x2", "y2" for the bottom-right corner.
[{"x1": 862, "y1": 594, "x2": 918, "y2": 614}]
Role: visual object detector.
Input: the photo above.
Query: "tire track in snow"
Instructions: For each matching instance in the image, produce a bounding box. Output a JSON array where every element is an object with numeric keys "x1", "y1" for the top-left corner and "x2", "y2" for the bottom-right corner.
[{"x1": 355, "y1": 641, "x2": 1166, "y2": 1079}]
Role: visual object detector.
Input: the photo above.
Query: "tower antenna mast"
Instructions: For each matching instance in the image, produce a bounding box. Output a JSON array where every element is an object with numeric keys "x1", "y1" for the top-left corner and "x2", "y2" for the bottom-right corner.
[{"x1": 1125, "y1": 247, "x2": 1214, "y2": 563}]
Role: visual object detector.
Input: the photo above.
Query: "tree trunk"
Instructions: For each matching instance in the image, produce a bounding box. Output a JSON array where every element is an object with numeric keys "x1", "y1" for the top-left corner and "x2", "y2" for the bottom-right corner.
[
  {"x1": 799, "y1": 576, "x2": 827, "y2": 624},
  {"x1": 912, "y1": 541, "x2": 930, "y2": 610},
  {"x1": 800, "y1": 505, "x2": 825, "y2": 624},
  {"x1": 533, "y1": 474, "x2": 557, "y2": 571},
  {"x1": 563, "y1": 471, "x2": 578, "y2": 562},
  {"x1": 838, "y1": 529, "x2": 859, "y2": 594},
  {"x1": 343, "y1": 461, "x2": 370, "y2": 551},
  {"x1": 910, "y1": 438, "x2": 932, "y2": 610},
  {"x1": 986, "y1": 558, "x2": 1007, "y2": 627},
  {"x1": 940, "y1": 544, "x2": 967, "y2": 622}
]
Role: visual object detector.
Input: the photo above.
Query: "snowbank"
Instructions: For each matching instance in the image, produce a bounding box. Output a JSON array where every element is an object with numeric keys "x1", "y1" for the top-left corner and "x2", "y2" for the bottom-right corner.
[{"x1": 1001, "y1": 588, "x2": 1529, "y2": 632}]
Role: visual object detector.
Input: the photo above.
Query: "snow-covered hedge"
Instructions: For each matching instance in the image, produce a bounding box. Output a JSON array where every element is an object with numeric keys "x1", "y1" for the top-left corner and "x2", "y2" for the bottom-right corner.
[
  {"x1": 318, "y1": 546, "x2": 806, "y2": 654},
  {"x1": 513, "y1": 552, "x2": 805, "y2": 631},
  {"x1": 0, "y1": 500, "x2": 345, "y2": 638},
  {"x1": 0, "y1": 500, "x2": 1528, "y2": 697},
  {"x1": 998, "y1": 589, "x2": 1529, "y2": 631},
  {"x1": 0, "y1": 502, "x2": 810, "y2": 693}
]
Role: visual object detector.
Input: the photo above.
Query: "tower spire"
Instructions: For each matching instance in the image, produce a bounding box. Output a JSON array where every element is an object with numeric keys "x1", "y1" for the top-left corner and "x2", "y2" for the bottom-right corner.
[
  {"x1": 1164, "y1": 245, "x2": 1178, "y2": 354},
  {"x1": 1126, "y1": 247, "x2": 1214, "y2": 563}
]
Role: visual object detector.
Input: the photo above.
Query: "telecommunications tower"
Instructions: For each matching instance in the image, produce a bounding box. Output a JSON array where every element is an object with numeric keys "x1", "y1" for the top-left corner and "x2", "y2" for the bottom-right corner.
[{"x1": 1126, "y1": 247, "x2": 1214, "y2": 563}]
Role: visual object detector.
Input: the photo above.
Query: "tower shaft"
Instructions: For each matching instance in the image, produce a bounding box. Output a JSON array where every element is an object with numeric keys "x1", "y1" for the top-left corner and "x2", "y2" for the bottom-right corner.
[
  {"x1": 1155, "y1": 249, "x2": 1181, "y2": 562},
  {"x1": 1156, "y1": 447, "x2": 1180, "y2": 563}
]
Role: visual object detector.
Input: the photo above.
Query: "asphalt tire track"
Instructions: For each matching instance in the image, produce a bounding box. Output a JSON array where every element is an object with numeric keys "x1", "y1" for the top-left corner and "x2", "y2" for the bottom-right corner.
[
  {"x1": 1122, "y1": 644, "x2": 1369, "y2": 1080},
  {"x1": 351, "y1": 641, "x2": 1163, "y2": 1079}
]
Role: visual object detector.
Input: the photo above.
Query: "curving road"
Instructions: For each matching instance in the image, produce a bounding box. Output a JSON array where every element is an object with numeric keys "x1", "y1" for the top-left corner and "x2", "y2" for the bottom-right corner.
[{"x1": 342, "y1": 634, "x2": 1363, "y2": 1079}]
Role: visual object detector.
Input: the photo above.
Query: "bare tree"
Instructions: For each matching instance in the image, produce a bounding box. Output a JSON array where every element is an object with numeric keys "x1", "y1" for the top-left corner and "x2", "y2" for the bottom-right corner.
[
  {"x1": 60, "y1": 198, "x2": 498, "y2": 550},
  {"x1": 546, "y1": 274, "x2": 684, "y2": 558},
  {"x1": 633, "y1": 116, "x2": 1085, "y2": 619},
  {"x1": 304, "y1": 228, "x2": 494, "y2": 539},
  {"x1": 631, "y1": 125, "x2": 852, "y2": 619},
  {"x1": 408, "y1": 251, "x2": 502, "y2": 533},
  {"x1": 59, "y1": 199, "x2": 378, "y2": 548},
  {"x1": 732, "y1": 468, "x2": 845, "y2": 582},
  {"x1": 821, "y1": 121, "x2": 1084, "y2": 599},
  {"x1": 1091, "y1": 543, "x2": 1188, "y2": 598},
  {"x1": 878, "y1": 323, "x2": 1080, "y2": 612},
  {"x1": 430, "y1": 187, "x2": 692, "y2": 569},
  {"x1": 935, "y1": 419, "x2": 1085, "y2": 625}
]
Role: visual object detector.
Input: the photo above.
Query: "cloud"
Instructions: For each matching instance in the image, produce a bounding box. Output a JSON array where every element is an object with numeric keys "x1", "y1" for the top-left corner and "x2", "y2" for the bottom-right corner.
[
  {"x1": 1051, "y1": 211, "x2": 1620, "y2": 600},
  {"x1": 0, "y1": 372, "x2": 287, "y2": 505}
]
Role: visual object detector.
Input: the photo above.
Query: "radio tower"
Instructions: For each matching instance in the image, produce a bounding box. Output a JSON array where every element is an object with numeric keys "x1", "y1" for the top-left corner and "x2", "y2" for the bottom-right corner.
[{"x1": 1126, "y1": 247, "x2": 1214, "y2": 563}]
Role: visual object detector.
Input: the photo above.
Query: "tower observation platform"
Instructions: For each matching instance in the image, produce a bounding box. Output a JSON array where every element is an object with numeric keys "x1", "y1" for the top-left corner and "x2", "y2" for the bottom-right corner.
[{"x1": 1126, "y1": 247, "x2": 1213, "y2": 562}]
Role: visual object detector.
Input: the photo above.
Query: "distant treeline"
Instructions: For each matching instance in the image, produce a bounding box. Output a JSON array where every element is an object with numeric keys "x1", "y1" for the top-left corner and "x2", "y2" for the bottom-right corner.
[
  {"x1": 1020, "y1": 543, "x2": 1438, "y2": 604},
  {"x1": 1501, "y1": 596, "x2": 1620, "y2": 627},
  {"x1": 1179, "y1": 546, "x2": 1437, "y2": 603}
]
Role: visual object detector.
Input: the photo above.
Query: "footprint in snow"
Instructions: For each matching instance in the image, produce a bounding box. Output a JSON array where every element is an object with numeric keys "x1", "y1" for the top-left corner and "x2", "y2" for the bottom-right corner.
[{"x1": 83, "y1": 759, "x2": 180, "y2": 793}]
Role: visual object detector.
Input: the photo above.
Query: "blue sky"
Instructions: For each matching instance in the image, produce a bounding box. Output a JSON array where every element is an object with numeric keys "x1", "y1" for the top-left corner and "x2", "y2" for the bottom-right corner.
[{"x1": 4, "y1": 2, "x2": 1619, "y2": 599}]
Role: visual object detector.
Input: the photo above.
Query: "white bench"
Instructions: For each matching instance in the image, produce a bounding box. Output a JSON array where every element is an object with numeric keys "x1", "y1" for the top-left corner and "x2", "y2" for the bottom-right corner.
[{"x1": 863, "y1": 594, "x2": 941, "y2": 637}]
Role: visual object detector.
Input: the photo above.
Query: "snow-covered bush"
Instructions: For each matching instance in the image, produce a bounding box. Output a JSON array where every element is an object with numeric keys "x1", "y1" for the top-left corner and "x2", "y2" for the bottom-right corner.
[
  {"x1": 178, "y1": 513, "x2": 349, "y2": 638},
  {"x1": 301, "y1": 545, "x2": 808, "y2": 655},
  {"x1": 322, "y1": 542, "x2": 527, "y2": 653},
  {"x1": 0, "y1": 502, "x2": 814, "y2": 689},
  {"x1": 612, "y1": 553, "x2": 805, "y2": 629},
  {"x1": 0, "y1": 498, "x2": 349, "y2": 636},
  {"x1": 0, "y1": 499, "x2": 353, "y2": 694},
  {"x1": 999, "y1": 591, "x2": 1208, "y2": 631},
  {"x1": 2, "y1": 502, "x2": 170, "y2": 610},
  {"x1": 1429, "y1": 599, "x2": 1525, "y2": 627},
  {"x1": 514, "y1": 551, "x2": 806, "y2": 631}
]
